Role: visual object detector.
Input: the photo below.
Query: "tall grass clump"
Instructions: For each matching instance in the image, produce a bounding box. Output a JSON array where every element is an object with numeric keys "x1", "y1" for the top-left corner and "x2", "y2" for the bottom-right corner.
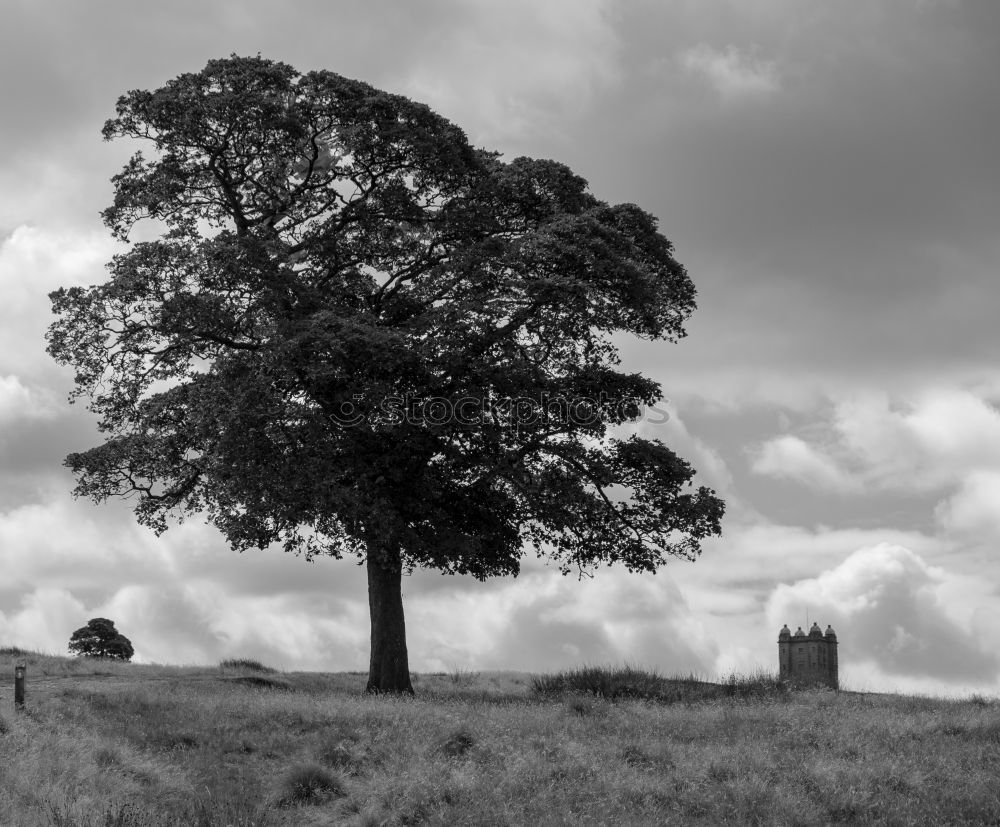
[
  {"x1": 219, "y1": 658, "x2": 278, "y2": 674},
  {"x1": 439, "y1": 727, "x2": 476, "y2": 757},
  {"x1": 531, "y1": 664, "x2": 679, "y2": 700},
  {"x1": 532, "y1": 665, "x2": 795, "y2": 704},
  {"x1": 722, "y1": 668, "x2": 790, "y2": 699},
  {"x1": 448, "y1": 666, "x2": 480, "y2": 686},
  {"x1": 275, "y1": 763, "x2": 346, "y2": 806}
]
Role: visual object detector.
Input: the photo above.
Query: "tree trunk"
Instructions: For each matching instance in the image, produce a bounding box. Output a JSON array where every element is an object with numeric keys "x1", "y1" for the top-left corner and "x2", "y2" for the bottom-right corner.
[{"x1": 365, "y1": 547, "x2": 414, "y2": 694}]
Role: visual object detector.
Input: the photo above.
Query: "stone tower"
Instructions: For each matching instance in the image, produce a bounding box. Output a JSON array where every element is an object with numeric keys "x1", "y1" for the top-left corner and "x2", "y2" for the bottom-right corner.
[{"x1": 778, "y1": 622, "x2": 838, "y2": 689}]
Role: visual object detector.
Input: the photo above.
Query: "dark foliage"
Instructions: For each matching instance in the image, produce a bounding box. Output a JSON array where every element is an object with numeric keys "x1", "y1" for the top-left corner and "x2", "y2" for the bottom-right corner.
[
  {"x1": 67, "y1": 618, "x2": 134, "y2": 661},
  {"x1": 48, "y1": 55, "x2": 724, "y2": 694}
]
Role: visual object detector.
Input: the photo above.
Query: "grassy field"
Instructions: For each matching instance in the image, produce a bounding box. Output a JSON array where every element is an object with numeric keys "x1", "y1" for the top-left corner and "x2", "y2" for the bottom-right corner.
[{"x1": 1, "y1": 649, "x2": 999, "y2": 825}]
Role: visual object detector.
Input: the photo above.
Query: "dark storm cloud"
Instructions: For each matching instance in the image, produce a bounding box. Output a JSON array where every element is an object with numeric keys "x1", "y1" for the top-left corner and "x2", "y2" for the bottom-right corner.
[{"x1": 582, "y1": 1, "x2": 1000, "y2": 392}]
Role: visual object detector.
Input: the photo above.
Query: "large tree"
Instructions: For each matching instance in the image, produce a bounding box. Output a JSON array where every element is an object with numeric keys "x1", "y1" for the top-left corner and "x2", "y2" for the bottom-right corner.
[{"x1": 48, "y1": 56, "x2": 724, "y2": 694}]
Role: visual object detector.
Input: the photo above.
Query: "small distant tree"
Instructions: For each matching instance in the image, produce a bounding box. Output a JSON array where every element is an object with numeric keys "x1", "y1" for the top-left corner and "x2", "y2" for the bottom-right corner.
[{"x1": 68, "y1": 618, "x2": 134, "y2": 661}]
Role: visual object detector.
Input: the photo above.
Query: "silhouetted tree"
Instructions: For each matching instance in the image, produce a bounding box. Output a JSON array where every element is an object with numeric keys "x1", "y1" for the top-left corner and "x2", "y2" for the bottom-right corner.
[
  {"x1": 68, "y1": 618, "x2": 134, "y2": 661},
  {"x1": 47, "y1": 56, "x2": 724, "y2": 694}
]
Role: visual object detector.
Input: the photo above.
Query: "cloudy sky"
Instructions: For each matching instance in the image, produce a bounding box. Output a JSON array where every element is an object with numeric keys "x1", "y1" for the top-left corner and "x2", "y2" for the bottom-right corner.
[{"x1": 2, "y1": 0, "x2": 999, "y2": 696}]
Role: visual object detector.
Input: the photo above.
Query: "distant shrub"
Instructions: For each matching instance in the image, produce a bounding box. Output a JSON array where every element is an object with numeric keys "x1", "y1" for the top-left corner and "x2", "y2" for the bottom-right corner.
[
  {"x1": 219, "y1": 658, "x2": 277, "y2": 673},
  {"x1": 0, "y1": 646, "x2": 30, "y2": 656},
  {"x1": 68, "y1": 618, "x2": 134, "y2": 661},
  {"x1": 276, "y1": 763, "x2": 346, "y2": 806}
]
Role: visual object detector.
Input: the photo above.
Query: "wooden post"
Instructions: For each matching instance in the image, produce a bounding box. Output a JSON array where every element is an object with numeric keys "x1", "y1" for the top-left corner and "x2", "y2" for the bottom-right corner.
[{"x1": 14, "y1": 664, "x2": 25, "y2": 710}]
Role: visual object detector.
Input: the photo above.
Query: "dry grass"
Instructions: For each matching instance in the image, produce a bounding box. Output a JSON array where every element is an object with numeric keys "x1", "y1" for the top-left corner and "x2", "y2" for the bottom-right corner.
[{"x1": 1, "y1": 651, "x2": 999, "y2": 825}]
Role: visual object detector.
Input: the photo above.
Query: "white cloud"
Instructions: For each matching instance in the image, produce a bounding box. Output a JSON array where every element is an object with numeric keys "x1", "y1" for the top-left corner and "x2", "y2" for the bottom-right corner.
[
  {"x1": 0, "y1": 226, "x2": 113, "y2": 429},
  {"x1": 834, "y1": 390, "x2": 1000, "y2": 490},
  {"x1": 751, "y1": 434, "x2": 859, "y2": 493},
  {"x1": 934, "y1": 470, "x2": 1000, "y2": 538},
  {"x1": 0, "y1": 588, "x2": 87, "y2": 653},
  {"x1": 0, "y1": 494, "x2": 177, "y2": 593},
  {"x1": 454, "y1": 568, "x2": 715, "y2": 675},
  {"x1": 664, "y1": 520, "x2": 944, "y2": 683},
  {"x1": 0, "y1": 374, "x2": 48, "y2": 424},
  {"x1": 749, "y1": 388, "x2": 1000, "y2": 495},
  {"x1": 678, "y1": 43, "x2": 781, "y2": 97},
  {"x1": 97, "y1": 582, "x2": 370, "y2": 668},
  {"x1": 766, "y1": 543, "x2": 1000, "y2": 689},
  {"x1": 686, "y1": 518, "x2": 940, "y2": 592},
  {"x1": 0, "y1": 225, "x2": 116, "y2": 380}
]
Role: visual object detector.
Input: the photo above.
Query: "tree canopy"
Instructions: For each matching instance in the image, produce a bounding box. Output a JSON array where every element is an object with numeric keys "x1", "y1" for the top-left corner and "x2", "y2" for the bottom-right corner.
[
  {"x1": 68, "y1": 618, "x2": 135, "y2": 661},
  {"x1": 47, "y1": 55, "x2": 724, "y2": 693}
]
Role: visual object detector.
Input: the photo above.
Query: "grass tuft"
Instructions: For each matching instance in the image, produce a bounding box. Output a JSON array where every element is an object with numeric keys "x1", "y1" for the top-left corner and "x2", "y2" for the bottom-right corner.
[
  {"x1": 93, "y1": 746, "x2": 122, "y2": 767},
  {"x1": 276, "y1": 762, "x2": 346, "y2": 806},
  {"x1": 440, "y1": 727, "x2": 476, "y2": 757},
  {"x1": 566, "y1": 695, "x2": 596, "y2": 716},
  {"x1": 355, "y1": 806, "x2": 387, "y2": 827},
  {"x1": 318, "y1": 739, "x2": 364, "y2": 774},
  {"x1": 223, "y1": 674, "x2": 293, "y2": 692},
  {"x1": 619, "y1": 743, "x2": 654, "y2": 767},
  {"x1": 448, "y1": 666, "x2": 481, "y2": 686}
]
